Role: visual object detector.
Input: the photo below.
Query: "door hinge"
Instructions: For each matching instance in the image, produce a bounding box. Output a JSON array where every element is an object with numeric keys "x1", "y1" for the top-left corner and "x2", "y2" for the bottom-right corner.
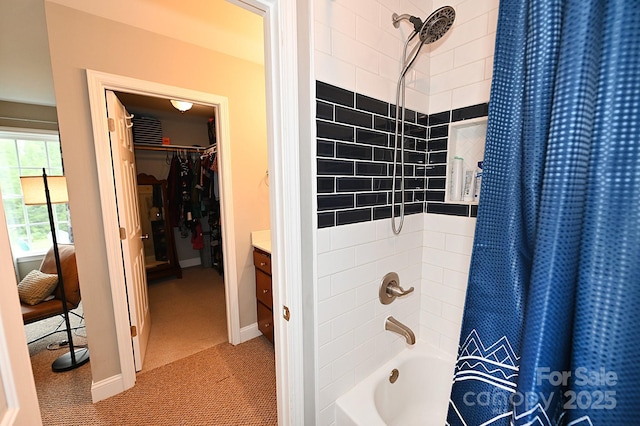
[
  {"x1": 130, "y1": 325, "x2": 137, "y2": 337},
  {"x1": 283, "y1": 305, "x2": 290, "y2": 322},
  {"x1": 119, "y1": 227, "x2": 126, "y2": 240},
  {"x1": 108, "y1": 117, "x2": 115, "y2": 132}
]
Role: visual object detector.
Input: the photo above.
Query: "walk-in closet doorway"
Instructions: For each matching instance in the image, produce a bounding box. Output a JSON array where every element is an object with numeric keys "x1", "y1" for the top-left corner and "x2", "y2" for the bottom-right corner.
[{"x1": 115, "y1": 91, "x2": 237, "y2": 372}]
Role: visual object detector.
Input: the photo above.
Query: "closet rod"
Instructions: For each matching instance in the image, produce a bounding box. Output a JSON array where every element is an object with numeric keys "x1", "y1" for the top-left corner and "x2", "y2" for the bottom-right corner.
[{"x1": 133, "y1": 143, "x2": 212, "y2": 153}]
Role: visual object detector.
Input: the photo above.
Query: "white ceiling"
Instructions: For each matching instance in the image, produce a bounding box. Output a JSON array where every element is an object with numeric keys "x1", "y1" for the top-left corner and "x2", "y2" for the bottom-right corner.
[{"x1": 0, "y1": 0, "x2": 264, "y2": 107}]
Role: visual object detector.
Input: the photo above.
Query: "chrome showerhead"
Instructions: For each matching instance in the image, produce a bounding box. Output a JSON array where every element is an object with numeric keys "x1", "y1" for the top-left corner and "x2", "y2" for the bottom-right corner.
[{"x1": 392, "y1": 6, "x2": 456, "y2": 45}]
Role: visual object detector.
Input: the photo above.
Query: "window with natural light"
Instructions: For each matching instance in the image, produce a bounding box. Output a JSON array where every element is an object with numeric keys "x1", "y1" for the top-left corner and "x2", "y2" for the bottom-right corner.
[{"x1": 0, "y1": 131, "x2": 72, "y2": 257}]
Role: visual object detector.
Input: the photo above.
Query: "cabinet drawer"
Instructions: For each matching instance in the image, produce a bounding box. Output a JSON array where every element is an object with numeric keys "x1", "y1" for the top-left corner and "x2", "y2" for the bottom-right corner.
[
  {"x1": 253, "y1": 249, "x2": 271, "y2": 275},
  {"x1": 257, "y1": 301, "x2": 274, "y2": 344},
  {"x1": 255, "y1": 269, "x2": 272, "y2": 309}
]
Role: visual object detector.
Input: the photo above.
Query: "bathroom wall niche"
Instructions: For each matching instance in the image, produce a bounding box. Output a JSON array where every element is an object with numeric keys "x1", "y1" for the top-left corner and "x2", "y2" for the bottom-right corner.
[{"x1": 445, "y1": 117, "x2": 487, "y2": 204}]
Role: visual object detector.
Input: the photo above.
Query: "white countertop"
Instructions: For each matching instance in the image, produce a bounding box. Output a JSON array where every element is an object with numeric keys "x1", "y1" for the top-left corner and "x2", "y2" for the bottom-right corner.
[{"x1": 251, "y1": 229, "x2": 271, "y2": 254}]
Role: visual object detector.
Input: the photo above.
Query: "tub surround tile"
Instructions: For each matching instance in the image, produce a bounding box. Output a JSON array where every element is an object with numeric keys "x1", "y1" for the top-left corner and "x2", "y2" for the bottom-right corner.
[
  {"x1": 421, "y1": 214, "x2": 478, "y2": 358},
  {"x1": 315, "y1": 81, "x2": 490, "y2": 228},
  {"x1": 317, "y1": 81, "x2": 354, "y2": 107},
  {"x1": 452, "y1": 103, "x2": 489, "y2": 122},
  {"x1": 316, "y1": 101, "x2": 334, "y2": 120}
]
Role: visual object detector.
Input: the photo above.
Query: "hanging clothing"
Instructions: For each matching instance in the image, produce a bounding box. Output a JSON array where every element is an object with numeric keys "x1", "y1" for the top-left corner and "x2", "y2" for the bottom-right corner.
[
  {"x1": 166, "y1": 154, "x2": 180, "y2": 227},
  {"x1": 447, "y1": 1, "x2": 640, "y2": 425},
  {"x1": 191, "y1": 219, "x2": 204, "y2": 250}
]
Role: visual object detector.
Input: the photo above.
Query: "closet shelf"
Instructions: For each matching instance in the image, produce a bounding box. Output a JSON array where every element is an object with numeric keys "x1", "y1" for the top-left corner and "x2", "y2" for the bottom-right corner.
[{"x1": 134, "y1": 143, "x2": 216, "y2": 153}]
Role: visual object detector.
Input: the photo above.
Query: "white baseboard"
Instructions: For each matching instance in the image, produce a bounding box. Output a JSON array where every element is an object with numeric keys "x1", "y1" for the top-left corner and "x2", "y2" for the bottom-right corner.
[
  {"x1": 179, "y1": 257, "x2": 201, "y2": 268},
  {"x1": 240, "y1": 322, "x2": 261, "y2": 343},
  {"x1": 91, "y1": 374, "x2": 127, "y2": 403}
]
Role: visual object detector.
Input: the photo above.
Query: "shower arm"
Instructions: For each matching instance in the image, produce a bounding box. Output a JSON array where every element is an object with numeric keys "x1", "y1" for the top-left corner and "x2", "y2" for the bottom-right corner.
[{"x1": 392, "y1": 13, "x2": 413, "y2": 28}]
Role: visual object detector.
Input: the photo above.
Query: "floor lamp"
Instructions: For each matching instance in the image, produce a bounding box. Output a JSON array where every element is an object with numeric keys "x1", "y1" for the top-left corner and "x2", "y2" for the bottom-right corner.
[{"x1": 20, "y1": 169, "x2": 90, "y2": 372}]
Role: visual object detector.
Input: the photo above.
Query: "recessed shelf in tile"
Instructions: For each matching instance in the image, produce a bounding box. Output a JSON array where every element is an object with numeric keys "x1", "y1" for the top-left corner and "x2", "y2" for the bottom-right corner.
[{"x1": 446, "y1": 117, "x2": 487, "y2": 204}]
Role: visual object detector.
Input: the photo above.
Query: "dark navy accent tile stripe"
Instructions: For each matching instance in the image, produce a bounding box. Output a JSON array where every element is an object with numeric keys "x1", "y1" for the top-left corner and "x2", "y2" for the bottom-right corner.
[
  {"x1": 405, "y1": 203, "x2": 424, "y2": 215},
  {"x1": 373, "y1": 178, "x2": 392, "y2": 191},
  {"x1": 336, "y1": 208, "x2": 371, "y2": 226},
  {"x1": 317, "y1": 159, "x2": 354, "y2": 175},
  {"x1": 426, "y1": 191, "x2": 445, "y2": 202},
  {"x1": 356, "y1": 162, "x2": 387, "y2": 176},
  {"x1": 374, "y1": 147, "x2": 393, "y2": 162},
  {"x1": 429, "y1": 151, "x2": 447, "y2": 164},
  {"x1": 318, "y1": 212, "x2": 335, "y2": 228},
  {"x1": 428, "y1": 111, "x2": 450, "y2": 126},
  {"x1": 356, "y1": 193, "x2": 387, "y2": 207},
  {"x1": 426, "y1": 203, "x2": 469, "y2": 216},
  {"x1": 356, "y1": 128, "x2": 388, "y2": 146},
  {"x1": 318, "y1": 194, "x2": 354, "y2": 211},
  {"x1": 373, "y1": 205, "x2": 392, "y2": 220},
  {"x1": 429, "y1": 124, "x2": 449, "y2": 139},
  {"x1": 317, "y1": 140, "x2": 335, "y2": 157},
  {"x1": 428, "y1": 178, "x2": 446, "y2": 189},
  {"x1": 335, "y1": 106, "x2": 373, "y2": 128},
  {"x1": 452, "y1": 103, "x2": 489, "y2": 122},
  {"x1": 317, "y1": 121, "x2": 354, "y2": 141},
  {"x1": 428, "y1": 138, "x2": 448, "y2": 152},
  {"x1": 356, "y1": 94, "x2": 388, "y2": 115},
  {"x1": 374, "y1": 116, "x2": 395, "y2": 133},
  {"x1": 316, "y1": 101, "x2": 333, "y2": 120},
  {"x1": 336, "y1": 177, "x2": 373, "y2": 192},
  {"x1": 317, "y1": 177, "x2": 334, "y2": 193},
  {"x1": 315, "y1": 81, "x2": 489, "y2": 227},
  {"x1": 336, "y1": 142, "x2": 372, "y2": 160},
  {"x1": 426, "y1": 164, "x2": 447, "y2": 177},
  {"x1": 316, "y1": 81, "x2": 354, "y2": 107}
]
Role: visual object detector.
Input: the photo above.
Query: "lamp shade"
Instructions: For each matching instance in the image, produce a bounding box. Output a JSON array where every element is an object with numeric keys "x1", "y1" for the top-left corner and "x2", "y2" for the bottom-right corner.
[{"x1": 20, "y1": 175, "x2": 69, "y2": 205}]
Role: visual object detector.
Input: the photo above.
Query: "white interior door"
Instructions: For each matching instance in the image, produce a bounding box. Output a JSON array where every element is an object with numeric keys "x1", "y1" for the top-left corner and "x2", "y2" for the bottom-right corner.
[
  {"x1": 106, "y1": 90, "x2": 150, "y2": 372},
  {"x1": 0, "y1": 189, "x2": 42, "y2": 425}
]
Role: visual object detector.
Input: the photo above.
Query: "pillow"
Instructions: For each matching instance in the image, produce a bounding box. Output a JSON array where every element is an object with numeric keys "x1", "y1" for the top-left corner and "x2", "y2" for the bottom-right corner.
[{"x1": 17, "y1": 270, "x2": 59, "y2": 306}]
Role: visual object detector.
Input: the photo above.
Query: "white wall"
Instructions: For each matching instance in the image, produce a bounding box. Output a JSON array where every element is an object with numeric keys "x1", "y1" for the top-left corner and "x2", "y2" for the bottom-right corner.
[
  {"x1": 313, "y1": 0, "x2": 500, "y2": 424},
  {"x1": 44, "y1": 1, "x2": 269, "y2": 382}
]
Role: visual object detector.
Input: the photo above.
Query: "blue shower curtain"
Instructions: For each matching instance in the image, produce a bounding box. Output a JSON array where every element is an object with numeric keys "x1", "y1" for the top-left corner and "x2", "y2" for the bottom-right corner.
[{"x1": 447, "y1": 0, "x2": 640, "y2": 424}]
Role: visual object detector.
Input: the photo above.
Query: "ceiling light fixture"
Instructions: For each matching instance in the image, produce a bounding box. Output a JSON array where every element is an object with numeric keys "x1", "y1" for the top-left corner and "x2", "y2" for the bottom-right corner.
[{"x1": 170, "y1": 99, "x2": 193, "y2": 112}]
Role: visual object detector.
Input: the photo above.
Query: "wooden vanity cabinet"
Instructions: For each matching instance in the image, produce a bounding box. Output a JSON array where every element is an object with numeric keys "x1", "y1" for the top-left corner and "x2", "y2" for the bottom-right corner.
[{"x1": 253, "y1": 248, "x2": 273, "y2": 344}]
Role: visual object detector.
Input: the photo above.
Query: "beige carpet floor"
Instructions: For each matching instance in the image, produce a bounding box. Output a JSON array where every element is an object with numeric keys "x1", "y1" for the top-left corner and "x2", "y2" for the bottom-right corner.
[
  {"x1": 144, "y1": 266, "x2": 228, "y2": 372},
  {"x1": 24, "y1": 266, "x2": 277, "y2": 425},
  {"x1": 33, "y1": 337, "x2": 276, "y2": 425}
]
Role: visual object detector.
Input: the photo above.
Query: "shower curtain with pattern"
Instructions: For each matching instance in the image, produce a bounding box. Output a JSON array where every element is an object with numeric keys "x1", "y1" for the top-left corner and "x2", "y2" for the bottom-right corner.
[{"x1": 447, "y1": 0, "x2": 640, "y2": 424}]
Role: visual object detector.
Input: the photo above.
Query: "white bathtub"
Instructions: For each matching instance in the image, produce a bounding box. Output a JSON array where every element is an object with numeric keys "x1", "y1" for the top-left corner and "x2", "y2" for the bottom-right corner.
[{"x1": 335, "y1": 341, "x2": 455, "y2": 426}]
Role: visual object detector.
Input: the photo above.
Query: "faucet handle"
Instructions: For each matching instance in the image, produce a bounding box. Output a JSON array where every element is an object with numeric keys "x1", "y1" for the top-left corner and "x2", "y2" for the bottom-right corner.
[
  {"x1": 386, "y1": 281, "x2": 414, "y2": 298},
  {"x1": 379, "y1": 272, "x2": 414, "y2": 305}
]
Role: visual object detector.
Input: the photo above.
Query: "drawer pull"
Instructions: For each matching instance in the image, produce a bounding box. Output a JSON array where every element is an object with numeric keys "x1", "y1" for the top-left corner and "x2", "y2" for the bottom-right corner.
[
  {"x1": 263, "y1": 289, "x2": 269, "y2": 294},
  {"x1": 264, "y1": 323, "x2": 271, "y2": 328},
  {"x1": 260, "y1": 262, "x2": 267, "y2": 266}
]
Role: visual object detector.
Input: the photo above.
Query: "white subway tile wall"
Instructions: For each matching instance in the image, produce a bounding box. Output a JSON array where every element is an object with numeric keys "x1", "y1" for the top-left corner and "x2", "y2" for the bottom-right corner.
[
  {"x1": 316, "y1": 214, "x2": 423, "y2": 424},
  {"x1": 428, "y1": 0, "x2": 499, "y2": 111},
  {"x1": 421, "y1": 213, "x2": 476, "y2": 358},
  {"x1": 314, "y1": 0, "x2": 433, "y2": 112},
  {"x1": 313, "y1": 0, "x2": 499, "y2": 424}
]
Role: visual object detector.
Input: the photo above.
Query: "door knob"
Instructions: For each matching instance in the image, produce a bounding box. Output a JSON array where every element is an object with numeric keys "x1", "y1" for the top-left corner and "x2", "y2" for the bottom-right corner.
[{"x1": 141, "y1": 233, "x2": 149, "y2": 240}]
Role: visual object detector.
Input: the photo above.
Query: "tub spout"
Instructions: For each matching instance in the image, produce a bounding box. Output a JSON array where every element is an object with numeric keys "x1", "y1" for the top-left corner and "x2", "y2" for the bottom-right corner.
[{"x1": 385, "y1": 316, "x2": 416, "y2": 345}]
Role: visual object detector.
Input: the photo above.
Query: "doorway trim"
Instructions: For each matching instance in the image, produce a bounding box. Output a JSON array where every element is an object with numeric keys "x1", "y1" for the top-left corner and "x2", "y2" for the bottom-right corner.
[
  {"x1": 227, "y1": 0, "x2": 308, "y2": 424},
  {"x1": 86, "y1": 70, "x2": 241, "y2": 382}
]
